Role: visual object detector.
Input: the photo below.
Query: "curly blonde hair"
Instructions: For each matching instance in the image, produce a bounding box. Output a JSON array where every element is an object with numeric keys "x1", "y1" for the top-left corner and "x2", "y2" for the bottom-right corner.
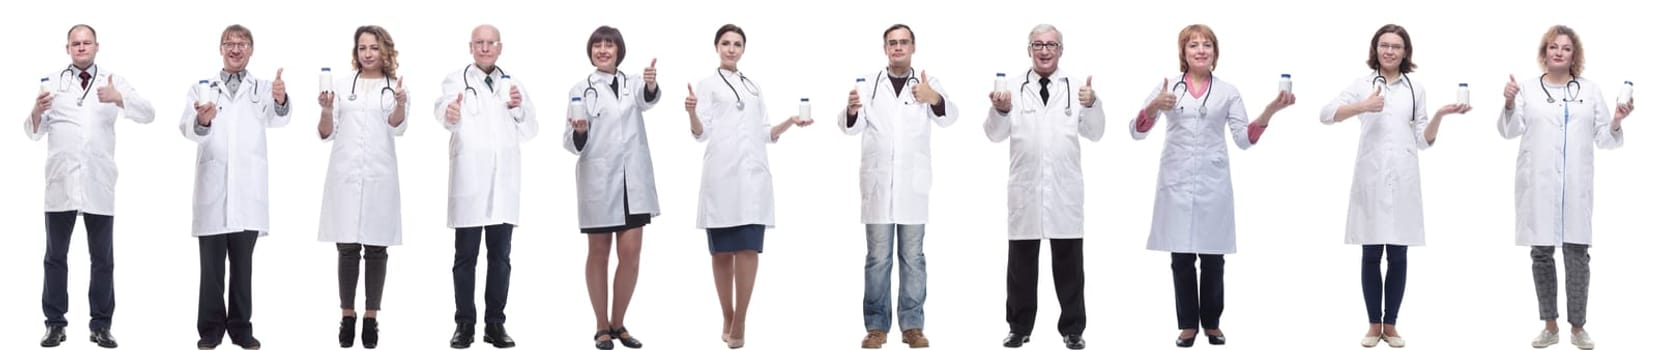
[{"x1": 351, "y1": 25, "x2": 399, "y2": 77}]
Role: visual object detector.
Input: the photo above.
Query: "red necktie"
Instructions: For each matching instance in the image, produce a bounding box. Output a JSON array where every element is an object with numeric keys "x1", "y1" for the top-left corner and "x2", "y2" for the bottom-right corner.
[{"x1": 79, "y1": 71, "x2": 92, "y2": 90}]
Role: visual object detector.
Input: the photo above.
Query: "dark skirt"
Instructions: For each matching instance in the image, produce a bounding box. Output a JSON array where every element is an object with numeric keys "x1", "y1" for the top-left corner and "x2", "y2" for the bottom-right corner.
[
  {"x1": 706, "y1": 224, "x2": 766, "y2": 254},
  {"x1": 581, "y1": 186, "x2": 653, "y2": 234}
]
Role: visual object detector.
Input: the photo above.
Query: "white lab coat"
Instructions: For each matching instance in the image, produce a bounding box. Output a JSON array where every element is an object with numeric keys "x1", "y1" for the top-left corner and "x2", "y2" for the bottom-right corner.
[
  {"x1": 837, "y1": 69, "x2": 960, "y2": 225},
  {"x1": 24, "y1": 65, "x2": 157, "y2": 216},
  {"x1": 564, "y1": 70, "x2": 661, "y2": 229},
  {"x1": 180, "y1": 71, "x2": 290, "y2": 237},
  {"x1": 316, "y1": 74, "x2": 409, "y2": 246},
  {"x1": 692, "y1": 69, "x2": 776, "y2": 229},
  {"x1": 1498, "y1": 76, "x2": 1622, "y2": 246},
  {"x1": 984, "y1": 69, "x2": 1107, "y2": 240},
  {"x1": 434, "y1": 65, "x2": 539, "y2": 229},
  {"x1": 1131, "y1": 75, "x2": 1254, "y2": 254},
  {"x1": 1318, "y1": 72, "x2": 1431, "y2": 246}
]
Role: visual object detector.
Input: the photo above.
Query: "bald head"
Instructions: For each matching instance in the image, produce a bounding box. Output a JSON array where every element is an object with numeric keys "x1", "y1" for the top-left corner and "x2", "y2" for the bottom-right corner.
[{"x1": 470, "y1": 25, "x2": 502, "y2": 71}]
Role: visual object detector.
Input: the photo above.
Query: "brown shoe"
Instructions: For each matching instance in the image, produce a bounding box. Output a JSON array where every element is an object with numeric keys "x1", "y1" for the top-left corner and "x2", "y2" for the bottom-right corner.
[
  {"x1": 902, "y1": 329, "x2": 930, "y2": 348},
  {"x1": 862, "y1": 330, "x2": 888, "y2": 349}
]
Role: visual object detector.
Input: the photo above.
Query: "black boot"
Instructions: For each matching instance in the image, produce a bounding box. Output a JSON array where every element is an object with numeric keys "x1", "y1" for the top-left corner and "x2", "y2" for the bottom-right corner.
[
  {"x1": 483, "y1": 323, "x2": 515, "y2": 348},
  {"x1": 450, "y1": 323, "x2": 475, "y2": 349},
  {"x1": 361, "y1": 318, "x2": 379, "y2": 349},
  {"x1": 338, "y1": 316, "x2": 356, "y2": 348}
]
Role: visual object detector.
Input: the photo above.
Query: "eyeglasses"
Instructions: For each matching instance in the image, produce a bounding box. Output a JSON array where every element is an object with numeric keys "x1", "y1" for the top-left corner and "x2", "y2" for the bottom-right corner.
[
  {"x1": 1030, "y1": 41, "x2": 1062, "y2": 52},
  {"x1": 471, "y1": 40, "x2": 502, "y2": 48},
  {"x1": 1376, "y1": 43, "x2": 1405, "y2": 52},
  {"x1": 221, "y1": 42, "x2": 250, "y2": 50}
]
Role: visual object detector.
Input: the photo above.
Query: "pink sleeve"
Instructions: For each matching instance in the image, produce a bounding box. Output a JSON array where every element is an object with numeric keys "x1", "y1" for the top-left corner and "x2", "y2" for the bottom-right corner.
[
  {"x1": 1247, "y1": 121, "x2": 1266, "y2": 144},
  {"x1": 1135, "y1": 109, "x2": 1156, "y2": 133}
]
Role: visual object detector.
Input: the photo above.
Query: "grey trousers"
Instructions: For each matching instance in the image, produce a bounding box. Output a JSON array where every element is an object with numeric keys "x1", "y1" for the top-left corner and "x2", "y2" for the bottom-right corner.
[{"x1": 1531, "y1": 244, "x2": 1589, "y2": 327}]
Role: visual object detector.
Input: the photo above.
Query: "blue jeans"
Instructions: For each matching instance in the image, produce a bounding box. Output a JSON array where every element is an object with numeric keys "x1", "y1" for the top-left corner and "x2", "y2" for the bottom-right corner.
[{"x1": 864, "y1": 224, "x2": 926, "y2": 331}]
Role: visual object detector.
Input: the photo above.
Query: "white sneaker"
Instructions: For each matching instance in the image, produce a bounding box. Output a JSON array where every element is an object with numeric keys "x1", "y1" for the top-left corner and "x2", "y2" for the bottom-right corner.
[
  {"x1": 1383, "y1": 335, "x2": 1406, "y2": 348},
  {"x1": 1570, "y1": 330, "x2": 1594, "y2": 349},
  {"x1": 1360, "y1": 335, "x2": 1381, "y2": 348},
  {"x1": 1531, "y1": 330, "x2": 1558, "y2": 348}
]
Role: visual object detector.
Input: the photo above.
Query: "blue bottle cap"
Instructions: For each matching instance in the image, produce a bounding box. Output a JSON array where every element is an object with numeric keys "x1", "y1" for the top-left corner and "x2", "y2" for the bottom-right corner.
[
  {"x1": 321, "y1": 67, "x2": 331, "y2": 72},
  {"x1": 856, "y1": 78, "x2": 866, "y2": 82},
  {"x1": 41, "y1": 77, "x2": 50, "y2": 82},
  {"x1": 571, "y1": 96, "x2": 582, "y2": 102},
  {"x1": 801, "y1": 98, "x2": 809, "y2": 102},
  {"x1": 1459, "y1": 83, "x2": 1468, "y2": 86},
  {"x1": 199, "y1": 80, "x2": 211, "y2": 84},
  {"x1": 1281, "y1": 74, "x2": 1291, "y2": 78},
  {"x1": 997, "y1": 73, "x2": 1006, "y2": 77}
]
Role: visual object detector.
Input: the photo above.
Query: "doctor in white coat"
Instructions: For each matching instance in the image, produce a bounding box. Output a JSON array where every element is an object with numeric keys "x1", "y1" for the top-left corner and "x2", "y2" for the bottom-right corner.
[
  {"x1": 1318, "y1": 24, "x2": 1468, "y2": 349},
  {"x1": 1499, "y1": 25, "x2": 1632, "y2": 350},
  {"x1": 838, "y1": 23, "x2": 958, "y2": 349},
  {"x1": 564, "y1": 25, "x2": 659, "y2": 350},
  {"x1": 984, "y1": 24, "x2": 1104, "y2": 350},
  {"x1": 434, "y1": 24, "x2": 535, "y2": 349},
  {"x1": 26, "y1": 24, "x2": 156, "y2": 349},
  {"x1": 180, "y1": 25, "x2": 288, "y2": 350},
  {"x1": 315, "y1": 25, "x2": 409, "y2": 349},
  {"x1": 685, "y1": 24, "x2": 813, "y2": 349},
  {"x1": 1129, "y1": 24, "x2": 1295, "y2": 348}
]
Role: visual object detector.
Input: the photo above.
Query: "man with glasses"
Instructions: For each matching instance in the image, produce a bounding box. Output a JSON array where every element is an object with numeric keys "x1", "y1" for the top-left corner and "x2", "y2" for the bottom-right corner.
[
  {"x1": 183, "y1": 24, "x2": 289, "y2": 350},
  {"x1": 27, "y1": 24, "x2": 155, "y2": 349},
  {"x1": 436, "y1": 24, "x2": 537, "y2": 349},
  {"x1": 984, "y1": 23, "x2": 1103, "y2": 350},
  {"x1": 839, "y1": 23, "x2": 958, "y2": 349}
]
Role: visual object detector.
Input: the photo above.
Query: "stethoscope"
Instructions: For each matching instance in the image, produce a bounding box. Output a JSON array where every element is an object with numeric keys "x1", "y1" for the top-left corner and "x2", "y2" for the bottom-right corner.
[
  {"x1": 1018, "y1": 69, "x2": 1072, "y2": 116},
  {"x1": 871, "y1": 69, "x2": 922, "y2": 106},
  {"x1": 206, "y1": 76, "x2": 262, "y2": 105},
  {"x1": 1371, "y1": 72, "x2": 1419, "y2": 121},
  {"x1": 1539, "y1": 75, "x2": 1583, "y2": 104},
  {"x1": 462, "y1": 64, "x2": 509, "y2": 99},
  {"x1": 348, "y1": 69, "x2": 397, "y2": 112},
  {"x1": 1169, "y1": 73, "x2": 1212, "y2": 117},
  {"x1": 717, "y1": 68, "x2": 759, "y2": 110},
  {"x1": 579, "y1": 71, "x2": 630, "y2": 119},
  {"x1": 56, "y1": 65, "x2": 98, "y2": 107}
]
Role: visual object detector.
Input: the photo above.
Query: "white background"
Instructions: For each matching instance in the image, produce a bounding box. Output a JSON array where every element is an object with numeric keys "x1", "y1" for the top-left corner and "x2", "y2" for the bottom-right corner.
[{"x1": 0, "y1": 0, "x2": 1650, "y2": 349}]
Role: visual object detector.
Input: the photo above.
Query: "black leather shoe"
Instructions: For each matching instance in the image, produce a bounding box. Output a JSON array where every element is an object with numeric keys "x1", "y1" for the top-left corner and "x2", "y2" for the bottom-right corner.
[
  {"x1": 1175, "y1": 335, "x2": 1196, "y2": 348},
  {"x1": 484, "y1": 323, "x2": 516, "y2": 348},
  {"x1": 339, "y1": 316, "x2": 356, "y2": 348},
  {"x1": 450, "y1": 323, "x2": 475, "y2": 349},
  {"x1": 1062, "y1": 334, "x2": 1085, "y2": 349},
  {"x1": 232, "y1": 336, "x2": 261, "y2": 350},
  {"x1": 197, "y1": 338, "x2": 221, "y2": 350},
  {"x1": 1002, "y1": 333, "x2": 1029, "y2": 348},
  {"x1": 1205, "y1": 330, "x2": 1226, "y2": 345},
  {"x1": 41, "y1": 326, "x2": 67, "y2": 347},
  {"x1": 593, "y1": 329, "x2": 614, "y2": 350},
  {"x1": 361, "y1": 318, "x2": 379, "y2": 349},
  {"x1": 89, "y1": 329, "x2": 118, "y2": 348},
  {"x1": 610, "y1": 327, "x2": 641, "y2": 349}
]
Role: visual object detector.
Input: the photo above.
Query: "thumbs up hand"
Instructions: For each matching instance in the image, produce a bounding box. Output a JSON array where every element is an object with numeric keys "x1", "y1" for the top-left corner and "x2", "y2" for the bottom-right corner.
[
  {"x1": 445, "y1": 93, "x2": 463, "y2": 125},
  {"x1": 684, "y1": 83, "x2": 698, "y2": 113},
  {"x1": 96, "y1": 75, "x2": 123, "y2": 106},
  {"x1": 393, "y1": 76, "x2": 408, "y2": 105},
  {"x1": 1359, "y1": 85, "x2": 1386, "y2": 113},
  {"x1": 272, "y1": 68, "x2": 288, "y2": 105},
  {"x1": 643, "y1": 58, "x2": 659, "y2": 91},
  {"x1": 1503, "y1": 74, "x2": 1520, "y2": 109},
  {"x1": 1148, "y1": 78, "x2": 1177, "y2": 111},
  {"x1": 912, "y1": 70, "x2": 941, "y2": 105},
  {"x1": 1079, "y1": 76, "x2": 1095, "y2": 107}
]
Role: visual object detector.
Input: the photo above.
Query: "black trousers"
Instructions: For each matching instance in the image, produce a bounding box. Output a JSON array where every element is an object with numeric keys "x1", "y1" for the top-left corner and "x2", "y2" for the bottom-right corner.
[
  {"x1": 454, "y1": 224, "x2": 514, "y2": 325},
  {"x1": 42, "y1": 211, "x2": 115, "y2": 330},
  {"x1": 198, "y1": 231, "x2": 258, "y2": 342},
  {"x1": 339, "y1": 244, "x2": 388, "y2": 311},
  {"x1": 1006, "y1": 238, "x2": 1086, "y2": 336},
  {"x1": 1171, "y1": 253, "x2": 1224, "y2": 330}
]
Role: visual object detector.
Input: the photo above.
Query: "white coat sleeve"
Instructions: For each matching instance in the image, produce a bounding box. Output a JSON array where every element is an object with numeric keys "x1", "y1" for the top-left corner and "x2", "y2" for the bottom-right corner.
[
  {"x1": 692, "y1": 79, "x2": 714, "y2": 143},
  {"x1": 927, "y1": 75, "x2": 960, "y2": 128},
  {"x1": 1225, "y1": 92, "x2": 1254, "y2": 149},
  {"x1": 390, "y1": 79, "x2": 410, "y2": 137},
  {"x1": 263, "y1": 79, "x2": 291, "y2": 128},
  {"x1": 24, "y1": 109, "x2": 47, "y2": 140},
  {"x1": 563, "y1": 84, "x2": 585, "y2": 155},
  {"x1": 434, "y1": 73, "x2": 464, "y2": 132},
  {"x1": 760, "y1": 92, "x2": 778, "y2": 144},
  {"x1": 1594, "y1": 86, "x2": 1624, "y2": 149},
  {"x1": 841, "y1": 78, "x2": 868, "y2": 134},
  {"x1": 984, "y1": 103, "x2": 1012, "y2": 143},
  {"x1": 114, "y1": 75, "x2": 156, "y2": 124},
  {"x1": 1078, "y1": 90, "x2": 1105, "y2": 142},
  {"x1": 511, "y1": 80, "x2": 540, "y2": 142},
  {"x1": 180, "y1": 84, "x2": 211, "y2": 142},
  {"x1": 1498, "y1": 85, "x2": 1527, "y2": 139},
  {"x1": 1320, "y1": 80, "x2": 1361, "y2": 125},
  {"x1": 1411, "y1": 85, "x2": 1432, "y2": 150},
  {"x1": 1130, "y1": 82, "x2": 1164, "y2": 141}
]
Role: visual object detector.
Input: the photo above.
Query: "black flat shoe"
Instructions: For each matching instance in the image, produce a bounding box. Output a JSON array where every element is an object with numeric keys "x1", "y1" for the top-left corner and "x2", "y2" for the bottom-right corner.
[
  {"x1": 593, "y1": 330, "x2": 614, "y2": 350},
  {"x1": 1002, "y1": 333, "x2": 1029, "y2": 348},
  {"x1": 449, "y1": 323, "x2": 475, "y2": 349},
  {"x1": 40, "y1": 326, "x2": 67, "y2": 347},
  {"x1": 611, "y1": 327, "x2": 642, "y2": 349},
  {"x1": 1205, "y1": 331, "x2": 1226, "y2": 345},
  {"x1": 1063, "y1": 334, "x2": 1086, "y2": 349},
  {"x1": 484, "y1": 323, "x2": 515, "y2": 348},
  {"x1": 197, "y1": 338, "x2": 221, "y2": 350},
  {"x1": 339, "y1": 316, "x2": 356, "y2": 348},
  {"x1": 361, "y1": 318, "x2": 379, "y2": 349},
  {"x1": 1175, "y1": 335, "x2": 1196, "y2": 348},
  {"x1": 89, "y1": 328, "x2": 118, "y2": 349},
  {"x1": 232, "y1": 336, "x2": 261, "y2": 350}
]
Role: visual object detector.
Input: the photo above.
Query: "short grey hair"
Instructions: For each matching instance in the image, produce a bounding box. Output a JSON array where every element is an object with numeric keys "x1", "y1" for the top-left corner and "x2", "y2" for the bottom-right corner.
[{"x1": 1029, "y1": 24, "x2": 1062, "y2": 43}]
